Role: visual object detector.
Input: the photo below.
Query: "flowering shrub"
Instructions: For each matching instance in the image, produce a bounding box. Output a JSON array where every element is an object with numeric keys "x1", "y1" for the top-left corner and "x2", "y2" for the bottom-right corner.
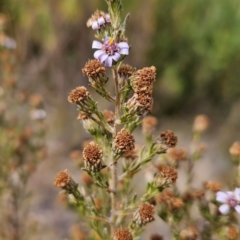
[{"x1": 54, "y1": 1, "x2": 240, "y2": 239}]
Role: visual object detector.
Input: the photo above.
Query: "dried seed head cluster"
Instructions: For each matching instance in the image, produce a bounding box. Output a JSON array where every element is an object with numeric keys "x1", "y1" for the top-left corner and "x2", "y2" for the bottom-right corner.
[
  {"x1": 130, "y1": 66, "x2": 156, "y2": 94},
  {"x1": 54, "y1": 169, "x2": 71, "y2": 188},
  {"x1": 167, "y1": 147, "x2": 187, "y2": 161},
  {"x1": 68, "y1": 86, "x2": 90, "y2": 104},
  {"x1": 225, "y1": 225, "x2": 239, "y2": 240},
  {"x1": 155, "y1": 130, "x2": 178, "y2": 153},
  {"x1": 156, "y1": 190, "x2": 184, "y2": 209},
  {"x1": 142, "y1": 116, "x2": 158, "y2": 136},
  {"x1": 179, "y1": 226, "x2": 199, "y2": 240},
  {"x1": 103, "y1": 109, "x2": 115, "y2": 123},
  {"x1": 126, "y1": 92, "x2": 153, "y2": 115},
  {"x1": 77, "y1": 112, "x2": 91, "y2": 120},
  {"x1": 150, "y1": 234, "x2": 164, "y2": 240},
  {"x1": 133, "y1": 202, "x2": 155, "y2": 226},
  {"x1": 114, "y1": 128, "x2": 135, "y2": 153},
  {"x1": 114, "y1": 228, "x2": 133, "y2": 240},
  {"x1": 229, "y1": 141, "x2": 240, "y2": 157},
  {"x1": 82, "y1": 59, "x2": 106, "y2": 79},
  {"x1": 156, "y1": 164, "x2": 178, "y2": 188},
  {"x1": 205, "y1": 181, "x2": 222, "y2": 192},
  {"x1": 193, "y1": 114, "x2": 209, "y2": 133},
  {"x1": 82, "y1": 141, "x2": 104, "y2": 172},
  {"x1": 54, "y1": 169, "x2": 77, "y2": 193},
  {"x1": 118, "y1": 64, "x2": 135, "y2": 78}
]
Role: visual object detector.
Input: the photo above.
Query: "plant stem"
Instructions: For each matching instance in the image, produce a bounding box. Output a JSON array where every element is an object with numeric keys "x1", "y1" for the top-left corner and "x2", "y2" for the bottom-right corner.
[{"x1": 110, "y1": 67, "x2": 120, "y2": 237}]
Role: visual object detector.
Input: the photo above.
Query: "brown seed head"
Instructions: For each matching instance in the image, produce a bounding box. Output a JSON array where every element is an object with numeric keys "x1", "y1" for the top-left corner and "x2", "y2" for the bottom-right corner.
[
  {"x1": 115, "y1": 128, "x2": 135, "y2": 153},
  {"x1": 114, "y1": 228, "x2": 133, "y2": 240},
  {"x1": 142, "y1": 116, "x2": 158, "y2": 135},
  {"x1": 82, "y1": 59, "x2": 106, "y2": 79},
  {"x1": 167, "y1": 147, "x2": 187, "y2": 161},
  {"x1": 156, "y1": 189, "x2": 175, "y2": 203},
  {"x1": 127, "y1": 92, "x2": 153, "y2": 115},
  {"x1": 68, "y1": 86, "x2": 89, "y2": 104},
  {"x1": 205, "y1": 181, "x2": 222, "y2": 192},
  {"x1": 77, "y1": 112, "x2": 91, "y2": 120},
  {"x1": 157, "y1": 164, "x2": 178, "y2": 185},
  {"x1": 29, "y1": 94, "x2": 43, "y2": 107},
  {"x1": 191, "y1": 189, "x2": 205, "y2": 199},
  {"x1": 83, "y1": 141, "x2": 103, "y2": 168},
  {"x1": 131, "y1": 66, "x2": 156, "y2": 94},
  {"x1": 193, "y1": 114, "x2": 209, "y2": 132},
  {"x1": 226, "y1": 225, "x2": 239, "y2": 240},
  {"x1": 70, "y1": 225, "x2": 85, "y2": 240},
  {"x1": 172, "y1": 198, "x2": 184, "y2": 209},
  {"x1": 229, "y1": 142, "x2": 240, "y2": 157},
  {"x1": 160, "y1": 130, "x2": 178, "y2": 149},
  {"x1": 150, "y1": 234, "x2": 164, "y2": 240},
  {"x1": 54, "y1": 169, "x2": 71, "y2": 188},
  {"x1": 103, "y1": 110, "x2": 115, "y2": 123},
  {"x1": 118, "y1": 64, "x2": 135, "y2": 78},
  {"x1": 180, "y1": 226, "x2": 199, "y2": 240},
  {"x1": 135, "y1": 202, "x2": 155, "y2": 225}
]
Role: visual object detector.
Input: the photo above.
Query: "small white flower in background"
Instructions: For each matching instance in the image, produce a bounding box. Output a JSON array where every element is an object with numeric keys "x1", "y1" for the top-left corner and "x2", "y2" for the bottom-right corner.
[
  {"x1": 0, "y1": 34, "x2": 17, "y2": 49},
  {"x1": 216, "y1": 188, "x2": 240, "y2": 214},
  {"x1": 30, "y1": 109, "x2": 46, "y2": 120}
]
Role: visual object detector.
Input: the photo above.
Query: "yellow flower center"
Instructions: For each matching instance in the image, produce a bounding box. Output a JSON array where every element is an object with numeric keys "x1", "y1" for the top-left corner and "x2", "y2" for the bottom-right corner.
[{"x1": 108, "y1": 37, "x2": 114, "y2": 46}]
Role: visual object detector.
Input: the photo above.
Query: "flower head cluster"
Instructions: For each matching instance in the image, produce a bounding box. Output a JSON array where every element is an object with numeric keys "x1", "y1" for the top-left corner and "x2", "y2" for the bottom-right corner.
[
  {"x1": 179, "y1": 226, "x2": 199, "y2": 240},
  {"x1": 114, "y1": 128, "x2": 135, "y2": 154},
  {"x1": 118, "y1": 64, "x2": 135, "y2": 79},
  {"x1": 193, "y1": 114, "x2": 209, "y2": 133},
  {"x1": 92, "y1": 37, "x2": 129, "y2": 67},
  {"x1": 54, "y1": 169, "x2": 77, "y2": 193},
  {"x1": 142, "y1": 116, "x2": 158, "y2": 136},
  {"x1": 114, "y1": 228, "x2": 133, "y2": 240},
  {"x1": 216, "y1": 188, "x2": 240, "y2": 214},
  {"x1": 82, "y1": 141, "x2": 105, "y2": 173},
  {"x1": 133, "y1": 202, "x2": 155, "y2": 226},
  {"x1": 82, "y1": 59, "x2": 106, "y2": 81},
  {"x1": 86, "y1": 10, "x2": 110, "y2": 30},
  {"x1": 167, "y1": 147, "x2": 187, "y2": 162},
  {"x1": 68, "y1": 86, "x2": 90, "y2": 104},
  {"x1": 155, "y1": 164, "x2": 178, "y2": 189},
  {"x1": 229, "y1": 141, "x2": 240, "y2": 158},
  {"x1": 130, "y1": 66, "x2": 156, "y2": 94},
  {"x1": 126, "y1": 67, "x2": 156, "y2": 115},
  {"x1": 155, "y1": 130, "x2": 178, "y2": 153}
]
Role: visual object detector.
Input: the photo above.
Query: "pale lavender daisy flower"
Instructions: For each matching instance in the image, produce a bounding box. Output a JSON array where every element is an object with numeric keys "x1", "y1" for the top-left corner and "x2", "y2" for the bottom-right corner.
[
  {"x1": 216, "y1": 188, "x2": 240, "y2": 214},
  {"x1": 92, "y1": 37, "x2": 129, "y2": 67},
  {"x1": 87, "y1": 11, "x2": 111, "y2": 30}
]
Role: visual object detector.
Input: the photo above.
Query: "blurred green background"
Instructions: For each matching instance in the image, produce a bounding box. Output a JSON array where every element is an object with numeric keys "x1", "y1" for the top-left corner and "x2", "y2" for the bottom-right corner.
[
  {"x1": 1, "y1": 0, "x2": 240, "y2": 118},
  {"x1": 1, "y1": 0, "x2": 240, "y2": 238}
]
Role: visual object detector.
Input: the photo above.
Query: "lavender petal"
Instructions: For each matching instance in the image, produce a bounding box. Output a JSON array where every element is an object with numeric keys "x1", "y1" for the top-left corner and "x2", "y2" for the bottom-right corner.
[
  {"x1": 219, "y1": 204, "x2": 230, "y2": 214},
  {"x1": 105, "y1": 57, "x2": 113, "y2": 67},
  {"x1": 119, "y1": 48, "x2": 129, "y2": 55},
  {"x1": 234, "y1": 188, "x2": 240, "y2": 201},
  {"x1": 97, "y1": 17, "x2": 105, "y2": 25},
  {"x1": 112, "y1": 52, "x2": 121, "y2": 62},
  {"x1": 235, "y1": 205, "x2": 240, "y2": 214},
  {"x1": 99, "y1": 53, "x2": 109, "y2": 63},
  {"x1": 92, "y1": 21, "x2": 100, "y2": 30},
  {"x1": 94, "y1": 50, "x2": 105, "y2": 60},
  {"x1": 105, "y1": 14, "x2": 111, "y2": 22},
  {"x1": 118, "y1": 42, "x2": 129, "y2": 49},
  {"x1": 92, "y1": 40, "x2": 103, "y2": 49},
  {"x1": 216, "y1": 191, "x2": 229, "y2": 203}
]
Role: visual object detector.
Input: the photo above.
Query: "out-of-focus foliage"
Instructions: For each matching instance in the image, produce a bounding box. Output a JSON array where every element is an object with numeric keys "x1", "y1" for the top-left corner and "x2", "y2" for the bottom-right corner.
[{"x1": 149, "y1": 0, "x2": 240, "y2": 114}]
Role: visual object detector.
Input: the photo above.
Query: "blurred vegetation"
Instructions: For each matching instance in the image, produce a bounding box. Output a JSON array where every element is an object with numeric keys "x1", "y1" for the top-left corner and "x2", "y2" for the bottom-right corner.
[{"x1": 149, "y1": 0, "x2": 240, "y2": 114}]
